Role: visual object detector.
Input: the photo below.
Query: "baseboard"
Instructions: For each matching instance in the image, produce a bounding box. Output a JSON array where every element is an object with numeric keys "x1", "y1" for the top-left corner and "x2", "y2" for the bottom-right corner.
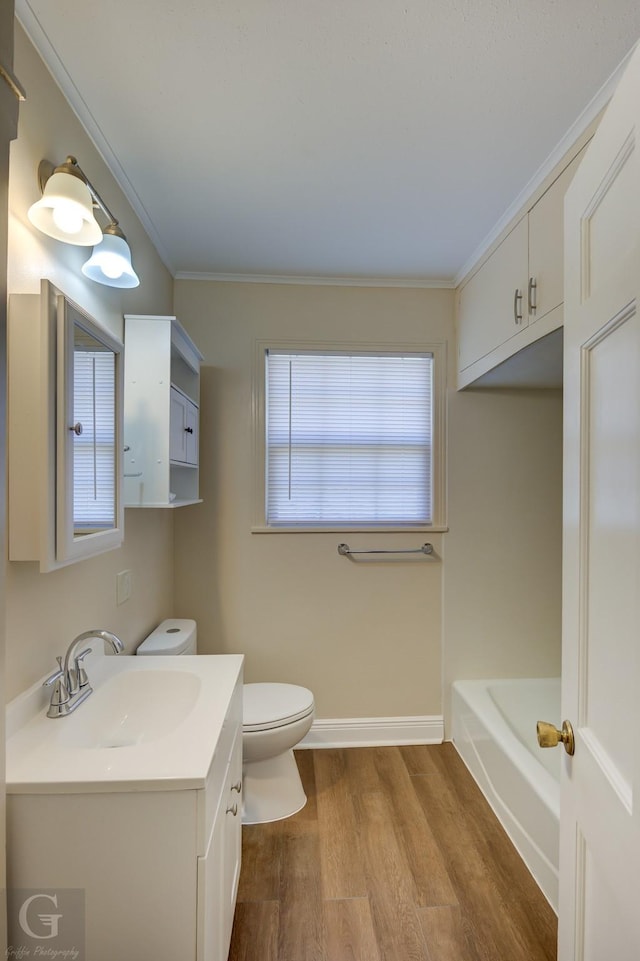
[{"x1": 297, "y1": 715, "x2": 444, "y2": 749}]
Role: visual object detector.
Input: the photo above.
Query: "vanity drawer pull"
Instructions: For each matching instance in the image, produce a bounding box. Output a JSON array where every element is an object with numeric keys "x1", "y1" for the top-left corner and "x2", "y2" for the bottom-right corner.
[{"x1": 226, "y1": 803, "x2": 239, "y2": 817}]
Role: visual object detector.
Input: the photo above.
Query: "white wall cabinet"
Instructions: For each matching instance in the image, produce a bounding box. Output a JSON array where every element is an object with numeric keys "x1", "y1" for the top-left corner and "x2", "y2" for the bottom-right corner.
[
  {"x1": 457, "y1": 214, "x2": 529, "y2": 373},
  {"x1": 8, "y1": 280, "x2": 124, "y2": 571},
  {"x1": 124, "y1": 314, "x2": 204, "y2": 507},
  {"x1": 7, "y1": 668, "x2": 243, "y2": 961},
  {"x1": 456, "y1": 148, "x2": 584, "y2": 388}
]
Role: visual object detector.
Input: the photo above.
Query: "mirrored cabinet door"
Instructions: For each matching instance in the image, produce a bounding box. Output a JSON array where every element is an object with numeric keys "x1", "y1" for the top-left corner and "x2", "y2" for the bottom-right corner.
[
  {"x1": 56, "y1": 295, "x2": 123, "y2": 564},
  {"x1": 8, "y1": 280, "x2": 124, "y2": 571}
]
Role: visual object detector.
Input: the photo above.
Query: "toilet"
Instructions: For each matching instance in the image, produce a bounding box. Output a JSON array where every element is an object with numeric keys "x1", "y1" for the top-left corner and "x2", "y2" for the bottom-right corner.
[
  {"x1": 242, "y1": 682, "x2": 314, "y2": 824},
  {"x1": 136, "y1": 619, "x2": 315, "y2": 825}
]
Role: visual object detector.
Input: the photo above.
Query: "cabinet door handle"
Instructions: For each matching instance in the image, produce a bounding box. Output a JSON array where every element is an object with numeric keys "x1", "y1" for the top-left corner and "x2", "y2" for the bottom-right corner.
[
  {"x1": 231, "y1": 780, "x2": 242, "y2": 793},
  {"x1": 184, "y1": 427, "x2": 194, "y2": 434},
  {"x1": 513, "y1": 289, "x2": 523, "y2": 326},
  {"x1": 226, "y1": 803, "x2": 239, "y2": 817},
  {"x1": 528, "y1": 277, "x2": 537, "y2": 315}
]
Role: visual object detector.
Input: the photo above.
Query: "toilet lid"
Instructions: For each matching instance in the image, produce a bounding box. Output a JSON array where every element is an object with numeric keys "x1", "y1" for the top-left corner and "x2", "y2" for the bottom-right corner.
[
  {"x1": 136, "y1": 619, "x2": 196, "y2": 656},
  {"x1": 243, "y1": 683, "x2": 315, "y2": 732}
]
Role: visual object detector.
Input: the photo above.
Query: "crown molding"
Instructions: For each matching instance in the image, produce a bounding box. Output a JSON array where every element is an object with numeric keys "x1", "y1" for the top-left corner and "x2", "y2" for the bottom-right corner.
[{"x1": 174, "y1": 271, "x2": 456, "y2": 288}]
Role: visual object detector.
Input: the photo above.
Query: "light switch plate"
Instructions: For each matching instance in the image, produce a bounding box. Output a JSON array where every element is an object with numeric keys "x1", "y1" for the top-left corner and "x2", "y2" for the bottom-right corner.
[{"x1": 116, "y1": 569, "x2": 132, "y2": 605}]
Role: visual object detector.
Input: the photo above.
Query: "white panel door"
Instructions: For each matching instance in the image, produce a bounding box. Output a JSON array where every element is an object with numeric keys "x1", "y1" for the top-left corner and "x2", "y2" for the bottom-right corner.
[{"x1": 560, "y1": 41, "x2": 640, "y2": 961}]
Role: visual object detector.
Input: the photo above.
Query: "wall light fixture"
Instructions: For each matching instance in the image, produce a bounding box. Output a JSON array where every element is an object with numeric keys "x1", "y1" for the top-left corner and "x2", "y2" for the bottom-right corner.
[{"x1": 28, "y1": 156, "x2": 140, "y2": 289}]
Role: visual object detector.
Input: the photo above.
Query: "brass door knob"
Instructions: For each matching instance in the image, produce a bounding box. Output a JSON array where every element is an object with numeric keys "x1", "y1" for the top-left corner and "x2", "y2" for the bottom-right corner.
[{"x1": 537, "y1": 719, "x2": 575, "y2": 756}]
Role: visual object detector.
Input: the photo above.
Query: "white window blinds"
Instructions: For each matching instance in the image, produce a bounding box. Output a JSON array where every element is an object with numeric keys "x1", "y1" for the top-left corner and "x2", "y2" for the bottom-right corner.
[
  {"x1": 265, "y1": 350, "x2": 433, "y2": 526},
  {"x1": 73, "y1": 350, "x2": 116, "y2": 530}
]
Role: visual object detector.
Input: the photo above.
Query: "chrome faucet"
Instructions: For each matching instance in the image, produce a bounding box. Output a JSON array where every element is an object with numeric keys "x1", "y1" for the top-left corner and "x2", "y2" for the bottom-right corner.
[{"x1": 44, "y1": 630, "x2": 124, "y2": 718}]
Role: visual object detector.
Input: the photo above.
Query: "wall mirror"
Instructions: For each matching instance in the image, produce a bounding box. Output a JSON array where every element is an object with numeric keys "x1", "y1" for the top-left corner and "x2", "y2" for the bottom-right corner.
[
  {"x1": 7, "y1": 281, "x2": 124, "y2": 571},
  {"x1": 57, "y1": 294, "x2": 124, "y2": 564}
]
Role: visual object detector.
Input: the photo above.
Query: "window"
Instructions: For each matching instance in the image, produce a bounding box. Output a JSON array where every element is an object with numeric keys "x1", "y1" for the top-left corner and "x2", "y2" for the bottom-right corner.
[{"x1": 255, "y1": 343, "x2": 446, "y2": 530}]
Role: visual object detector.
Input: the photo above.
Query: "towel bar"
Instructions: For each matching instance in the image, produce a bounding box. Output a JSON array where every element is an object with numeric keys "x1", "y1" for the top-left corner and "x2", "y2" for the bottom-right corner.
[{"x1": 337, "y1": 542, "x2": 433, "y2": 557}]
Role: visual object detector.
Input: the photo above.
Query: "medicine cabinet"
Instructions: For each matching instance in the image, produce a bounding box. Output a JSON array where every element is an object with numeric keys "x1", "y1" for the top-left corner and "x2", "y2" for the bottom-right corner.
[{"x1": 8, "y1": 280, "x2": 124, "y2": 571}]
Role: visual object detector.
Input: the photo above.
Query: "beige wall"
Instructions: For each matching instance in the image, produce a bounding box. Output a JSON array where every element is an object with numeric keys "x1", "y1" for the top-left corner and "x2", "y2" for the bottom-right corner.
[
  {"x1": 174, "y1": 281, "x2": 450, "y2": 719},
  {"x1": 173, "y1": 280, "x2": 564, "y2": 722},
  {"x1": 5, "y1": 26, "x2": 175, "y2": 699},
  {"x1": 443, "y1": 386, "x2": 564, "y2": 727}
]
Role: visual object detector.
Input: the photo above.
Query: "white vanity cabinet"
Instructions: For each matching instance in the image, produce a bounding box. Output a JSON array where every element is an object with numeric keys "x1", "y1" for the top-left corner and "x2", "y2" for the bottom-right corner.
[
  {"x1": 6, "y1": 658, "x2": 244, "y2": 961},
  {"x1": 124, "y1": 314, "x2": 204, "y2": 507},
  {"x1": 456, "y1": 146, "x2": 585, "y2": 388}
]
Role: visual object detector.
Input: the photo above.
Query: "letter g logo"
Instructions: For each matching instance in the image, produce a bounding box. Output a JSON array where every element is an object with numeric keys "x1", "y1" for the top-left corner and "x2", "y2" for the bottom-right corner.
[{"x1": 18, "y1": 893, "x2": 63, "y2": 940}]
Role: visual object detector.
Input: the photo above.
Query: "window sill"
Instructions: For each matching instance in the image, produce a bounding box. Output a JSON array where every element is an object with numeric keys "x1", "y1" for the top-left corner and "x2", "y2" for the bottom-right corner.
[{"x1": 251, "y1": 525, "x2": 449, "y2": 534}]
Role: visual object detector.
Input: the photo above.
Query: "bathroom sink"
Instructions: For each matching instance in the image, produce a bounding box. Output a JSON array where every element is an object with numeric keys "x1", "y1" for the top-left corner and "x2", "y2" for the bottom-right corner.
[
  {"x1": 6, "y1": 650, "x2": 244, "y2": 794},
  {"x1": 54, "y1": 669, "x2": 202, "y2": 749}
]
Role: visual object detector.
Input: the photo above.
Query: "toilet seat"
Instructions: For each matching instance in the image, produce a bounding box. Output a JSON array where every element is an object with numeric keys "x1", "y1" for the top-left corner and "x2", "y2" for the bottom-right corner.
[{"x1": 243, "y1": 683, "x2": 314, "y2": 733}]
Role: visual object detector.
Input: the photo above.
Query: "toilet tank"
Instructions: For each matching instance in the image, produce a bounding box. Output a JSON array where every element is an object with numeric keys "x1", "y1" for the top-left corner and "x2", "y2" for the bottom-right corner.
[{"x1": 136, "y1": 618, "x2": 197, "y2": 655}]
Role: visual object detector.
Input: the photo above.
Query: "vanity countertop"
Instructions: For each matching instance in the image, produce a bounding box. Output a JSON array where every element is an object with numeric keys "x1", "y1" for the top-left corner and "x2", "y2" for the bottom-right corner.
[{"x1": 6, "y1": 652, "x2": 244, "y2": 795}]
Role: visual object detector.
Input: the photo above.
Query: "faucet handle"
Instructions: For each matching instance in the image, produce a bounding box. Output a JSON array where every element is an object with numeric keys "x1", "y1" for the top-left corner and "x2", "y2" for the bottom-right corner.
[
  {"x1": 74, "y1": 648, "x2": 92, "y2": 690},
  {"x1": 43, "y1": 658, "x2": 70, "y2": 714},
  {"x1": 43, "y1": 657, "x2": 65, "y2": 688}
]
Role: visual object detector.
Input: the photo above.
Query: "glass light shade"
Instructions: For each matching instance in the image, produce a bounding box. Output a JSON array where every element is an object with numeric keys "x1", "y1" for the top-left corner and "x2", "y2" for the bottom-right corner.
[
  {"x1": 82, "y1": 232, "x2": 140, "y2": 288},
  {"x1": 28, "y1": 171, "x2": 103, "y2": 246}
]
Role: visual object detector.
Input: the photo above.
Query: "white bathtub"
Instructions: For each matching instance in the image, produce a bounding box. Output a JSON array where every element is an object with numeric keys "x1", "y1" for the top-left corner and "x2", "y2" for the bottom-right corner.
[{"x1": 451, "y1": 677, "x2": 560, "y2": 911}]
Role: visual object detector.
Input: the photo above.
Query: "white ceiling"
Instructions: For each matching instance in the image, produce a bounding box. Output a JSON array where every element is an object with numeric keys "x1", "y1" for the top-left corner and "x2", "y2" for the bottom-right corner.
[{"x1": 16, "y1": 0, "x2": 640, "y2": 284}]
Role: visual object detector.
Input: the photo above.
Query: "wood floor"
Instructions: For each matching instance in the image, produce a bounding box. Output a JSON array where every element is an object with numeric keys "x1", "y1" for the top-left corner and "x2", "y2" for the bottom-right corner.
[{"x1": 229, "y1": 743, "x2": 557, "y2": 961}]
